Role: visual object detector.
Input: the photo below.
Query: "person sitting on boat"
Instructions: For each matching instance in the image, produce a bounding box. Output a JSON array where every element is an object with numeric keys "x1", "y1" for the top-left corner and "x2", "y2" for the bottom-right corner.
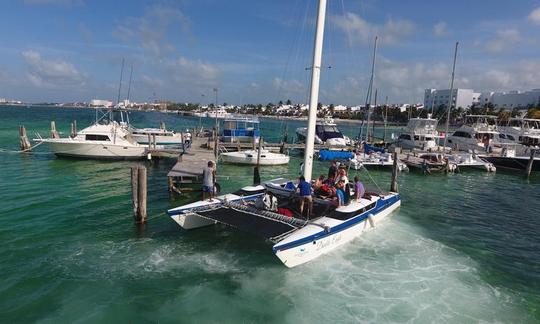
[
  {"x1": 202, "y1": 161, "x2": 216, "y2": 201},
  {"x1": 328, "y1": 160, "x2": 338, "y2": 182},
  {"x1": 313, "y1": 174, "x2": 325, "y2": 190},
  {"x1": 335, "y1": 180, "x2": 346, "y2": 207},
  {"x1": 336, "y1": 168, "x2": 349, "y2": 185},
  {"x1": 353, "y1": 176, "x2": 365, "y2": 202},
  {"x1": 297, "y1": 176, "x2": 313, "y2": 218}
]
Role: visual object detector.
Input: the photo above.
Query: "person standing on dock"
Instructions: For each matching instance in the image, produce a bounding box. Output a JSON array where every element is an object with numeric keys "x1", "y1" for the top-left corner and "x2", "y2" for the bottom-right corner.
[{"x1": 202, "y1": 161, "x2": 216, "y2": 201}]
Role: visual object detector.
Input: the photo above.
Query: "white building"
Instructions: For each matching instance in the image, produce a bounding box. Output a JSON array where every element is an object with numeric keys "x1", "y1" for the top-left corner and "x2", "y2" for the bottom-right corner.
[
  {"x1": 424, "y1": 88, "x2": 480, "y2": 110},
  {"x1": 425, "y1": 88, "x2": 540, "y2": 110},
  {"x1": 489, "y1": 89, "x2": 540, "y2": 109}
]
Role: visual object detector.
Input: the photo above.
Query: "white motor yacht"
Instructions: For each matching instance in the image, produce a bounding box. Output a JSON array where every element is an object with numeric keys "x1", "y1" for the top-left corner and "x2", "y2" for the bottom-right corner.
[
  {"x1": 395, "y1": 116, "x2": 440, "y2": 151},
  {"x1": 36, "y1": 111, "x2": 146, "y2": 159},
  {"x1": 447, "y1": 115, "x2": 500, "y2": 152},
  {"x1": 498, "y1": 118, "x2": 540, "y2": 147},
  {"x1": 296, "y1": 117, "x2": 351, "y2": 146}
]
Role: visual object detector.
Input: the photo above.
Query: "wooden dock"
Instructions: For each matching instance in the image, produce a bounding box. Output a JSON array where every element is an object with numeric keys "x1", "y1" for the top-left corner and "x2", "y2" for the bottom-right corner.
[{"x1": 167, "y1": 136, "x2": 217, "y2": 194}]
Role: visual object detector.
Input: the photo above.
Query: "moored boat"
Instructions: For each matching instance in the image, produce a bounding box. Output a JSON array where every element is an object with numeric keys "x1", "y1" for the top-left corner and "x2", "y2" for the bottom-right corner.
[{"x1": 220, "y1": 149, "x2": 290, "y2": 165}]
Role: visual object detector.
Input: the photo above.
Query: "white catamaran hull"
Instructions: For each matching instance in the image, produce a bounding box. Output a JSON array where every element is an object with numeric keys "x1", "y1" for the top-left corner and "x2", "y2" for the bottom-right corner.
[
  {"x1": 274, "y1": 198, "x2": 400, "y2": 268},
  {"x1": 42, "y1": 140, "x2": 146, "y2": 159}
]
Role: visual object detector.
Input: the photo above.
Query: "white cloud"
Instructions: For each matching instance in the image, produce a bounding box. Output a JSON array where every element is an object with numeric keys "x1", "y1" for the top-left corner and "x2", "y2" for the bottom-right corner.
[
  {"x1": 21, "y1": 50, "x2": 84, "y2": 87},
  {"x1": 139, "y1": 75, "x2": 163, "y2": 89},
  {"x1": 113, "y1": 5, "x2": 189, "y2": 57},
  {"x1": 332, "y1": 13, "x2": 415, "y2": 45},
  {"x1": 167, "y1": 56, "x2": 220, "y2": 87},
  {"x1": 272, "y1": 77, "x2": 305, "y2": 94},
  {"x1": 483, "y1": 28, "x2": 521, "y2": 53},
  {"x1": 434, "y1": 22, "x2": 447, "y2": 37},
  {"x1": 527, "y1": 7, "x2": 540, "y2": 25}
]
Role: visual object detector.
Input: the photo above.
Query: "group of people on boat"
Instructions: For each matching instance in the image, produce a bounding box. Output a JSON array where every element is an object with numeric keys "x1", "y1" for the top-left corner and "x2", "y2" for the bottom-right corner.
[{"x1": 295, "y1": 161, "x2": 366, "y2": 218}]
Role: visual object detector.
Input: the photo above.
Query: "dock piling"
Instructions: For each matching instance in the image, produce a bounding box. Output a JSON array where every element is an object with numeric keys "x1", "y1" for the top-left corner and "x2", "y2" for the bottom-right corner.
[
  {"x1": 19, "y1": 125, "x2": 31, "y2": 151},
  {"x1": 50, "y1": 121, "x2": 59, "y2": 139},
  {"x1": 131, "y1": 165, "x2": 147, "y2": 224},
  {"x1": 391, "y1": 151, "x2": 399, "y2": 192}
]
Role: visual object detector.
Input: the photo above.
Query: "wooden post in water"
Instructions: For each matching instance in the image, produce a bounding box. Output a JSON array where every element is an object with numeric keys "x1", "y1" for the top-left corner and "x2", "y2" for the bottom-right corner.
[
  {"x1": 526, "y1": 149, "x2": 535, "y2": 177},
  {"x1": 256, "y1": 137, "x2": 263, "y2": 166},
  {"x1": 160, "y1": 121, "x2": 165, "y2": 130},
  {"x1": 137, "y1": 165, "x2": 147, "y2": 223},
  {"x1": 152, "y1": 134, "x2": 157, "y2": 149},
  {"x1": 131, "y1": 166, "x2": 139, "y2": 218},
  {"x1": 50, "y1": 121, "x2": 59, "y2": 139},
  {"x1": 391, "y1": 151, "x2": 398, "y2": 192},
  {"x1": 19, "y1": 125, "x2": 31, "y2": 151}
]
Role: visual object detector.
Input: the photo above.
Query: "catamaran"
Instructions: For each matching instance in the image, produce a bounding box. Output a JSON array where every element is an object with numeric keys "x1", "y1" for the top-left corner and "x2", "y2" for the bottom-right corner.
[{"x1": 167, "y1": 0, "x2": 401, "y2": 267}]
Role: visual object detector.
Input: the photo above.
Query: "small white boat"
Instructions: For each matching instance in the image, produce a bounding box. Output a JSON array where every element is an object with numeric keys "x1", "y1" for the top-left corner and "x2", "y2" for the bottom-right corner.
[
  {"x1": 446, "y1": 152, "x2": 496, "y2": 172},
  {"x1": 349, "y1": 152, "x2": 408, "y2": 171},
  {"x1": 36, "y1": 121, "x2": 146, "y2": 160},
  {"x1": 220, "y1": 149, "x2": 290, "y2": 165}
]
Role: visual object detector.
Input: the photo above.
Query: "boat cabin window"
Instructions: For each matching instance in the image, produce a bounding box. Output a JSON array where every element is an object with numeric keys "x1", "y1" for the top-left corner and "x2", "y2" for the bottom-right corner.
[
  {"x1": 399, "y1": 134, "x2": 411, "y2": 140},
  {"x1": 499, "y1": 134, "x2": 507, "y2": 139},
  {"x1": 85, "y1": 134, "x2": 110, "y2": 141},
  {"x1": 330, "y1": 202, "x2": 377, "y2": 220},
  {"x1": 475, "y1": 133, "x2": 493, "y2": 139},
  {"x1": 507, "y1": 135, "x2": 515, "y2": 141},
  {"x1": 414, "y1": 135, "x2": 420, "y2": 141},
  {"x1": 452, "y1": 131, "x2": 471, "y2": 138}
]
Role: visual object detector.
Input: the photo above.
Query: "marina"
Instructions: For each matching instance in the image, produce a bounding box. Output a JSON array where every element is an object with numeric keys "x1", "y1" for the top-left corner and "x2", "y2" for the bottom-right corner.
[{"x1": 1, "y1": 105, "x2": 540, "y2": 322}]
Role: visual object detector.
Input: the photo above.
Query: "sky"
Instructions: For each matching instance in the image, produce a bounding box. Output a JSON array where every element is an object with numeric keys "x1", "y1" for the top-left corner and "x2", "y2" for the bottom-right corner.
[{"x1": 2, "y1": 0, "x2": 540, "y2": 105}]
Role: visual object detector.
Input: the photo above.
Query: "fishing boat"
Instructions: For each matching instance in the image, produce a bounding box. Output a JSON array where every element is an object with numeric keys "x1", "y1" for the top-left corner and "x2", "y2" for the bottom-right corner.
[
  {"x1": 167, "y1": 0, "x2": 401, "y2": 268},
  {"x1": 296, "y1": 116, "x2": 351, "y2": 146},
  {"x1": 498, "y1": 118, "x2": 540, "y2": 147},
  {"x1": 395, "y1": 116, "x2": 441, "y2": 151},
  {"x1": 35, "y1": 110, "x2": 146, "y2": 160},
  {"x1": 446, "y1": 115, "x2": 501, "y2": 152},
  {"x1": 220, "y1": 149, "x2": 290, "y2": 166},
  {"x1": 220, "y1": 116, "x2": 261, "y2": 144}
]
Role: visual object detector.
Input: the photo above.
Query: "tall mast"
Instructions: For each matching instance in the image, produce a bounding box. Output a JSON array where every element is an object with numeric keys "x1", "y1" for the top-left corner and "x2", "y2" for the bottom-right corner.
[
  {"x1": 116, "y1": 58, "x2": 125, "y2": 106},
  {"x1": 303, "y1": 0, "x2": 327, "y2": 181},
  {"x1": 443, "y1": 42, "x2": 459, "y2": 150},
  {"x1": 364, "y1": 36, "x2": 378, "y2": 142},
  {"x1": 126, "y1": 64, "x2": 133, "y2": 102},
  {"x1": 116, "y1": 58, "x2": 125, "y2": 123}
]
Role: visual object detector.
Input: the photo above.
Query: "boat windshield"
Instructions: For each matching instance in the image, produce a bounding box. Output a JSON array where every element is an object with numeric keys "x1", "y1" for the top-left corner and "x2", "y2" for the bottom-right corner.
[{"x1": 316, "y1": 125, "x2": 343, "y2": 140}]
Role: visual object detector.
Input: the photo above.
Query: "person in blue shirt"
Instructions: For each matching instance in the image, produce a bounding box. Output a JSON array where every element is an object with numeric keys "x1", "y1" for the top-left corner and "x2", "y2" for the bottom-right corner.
[
  {"x1": 297, "y1": 176, "x2": 313, "y2": 218},
  {"x1": 336, "y1": 180, "x2": 346, "y2": 207}
]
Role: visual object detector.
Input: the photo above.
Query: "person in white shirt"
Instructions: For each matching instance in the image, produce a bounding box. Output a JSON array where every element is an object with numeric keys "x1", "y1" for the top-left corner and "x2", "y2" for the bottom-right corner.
[{"x1": 202, "y1": 161, "x2": 216, "y2": 201}]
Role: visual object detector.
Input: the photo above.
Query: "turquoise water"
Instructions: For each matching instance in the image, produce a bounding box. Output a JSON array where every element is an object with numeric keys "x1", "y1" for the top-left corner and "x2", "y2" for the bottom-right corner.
[{"x1": 0, "y1": 105, "x2": 539, "y2": 323}]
